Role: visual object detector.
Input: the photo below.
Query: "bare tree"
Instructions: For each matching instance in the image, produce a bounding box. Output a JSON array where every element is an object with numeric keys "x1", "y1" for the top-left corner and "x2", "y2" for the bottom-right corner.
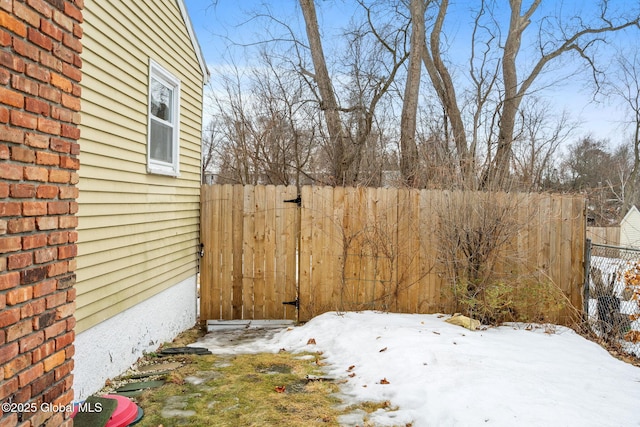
[
  {"x1": 420, "y1": 0, "x2": 640, "y2": 189},
  {"x1": 608, "y1": 49, "x2": 640, "y2": 213}
]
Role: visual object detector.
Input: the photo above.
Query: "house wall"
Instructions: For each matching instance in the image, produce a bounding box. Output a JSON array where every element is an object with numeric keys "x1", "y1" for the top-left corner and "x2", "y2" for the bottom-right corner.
[
  {"x1": 73, "y1": 0, "x2": 204, "y2": 399},
  {"x1": 0, "y1": 1, "x2": 82, "y2": 426},
  {"x1": 620, "y1": 206, "x2": 640, "y2": 248}
]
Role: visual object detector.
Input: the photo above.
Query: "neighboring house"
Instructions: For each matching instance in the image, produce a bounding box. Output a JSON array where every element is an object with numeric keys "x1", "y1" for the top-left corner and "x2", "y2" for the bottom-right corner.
[
  {"x1": 620, "y1": 205, "x2": 640, "y2": 248},
  {"x1": 73, "y1": 0, "x2": 209, "y2": 400}
]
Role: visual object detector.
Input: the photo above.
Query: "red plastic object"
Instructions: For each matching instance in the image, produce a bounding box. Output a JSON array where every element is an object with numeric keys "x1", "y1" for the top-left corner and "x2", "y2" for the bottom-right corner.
[{"x1": 102, "y1": 395, "x2": 139, "y2": 427}]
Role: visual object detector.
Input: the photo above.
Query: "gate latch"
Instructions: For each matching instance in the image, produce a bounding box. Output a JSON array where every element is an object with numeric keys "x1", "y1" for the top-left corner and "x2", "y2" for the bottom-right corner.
[
  {"x1": 283, "y1": 195, "x2": 301, "y2": 206},
  {"x1": 282, "y1": 298, "x2": 299, "y2": 310}
]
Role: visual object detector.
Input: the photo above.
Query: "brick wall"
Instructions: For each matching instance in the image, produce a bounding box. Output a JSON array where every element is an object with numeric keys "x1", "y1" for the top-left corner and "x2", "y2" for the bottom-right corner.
[{"x1": 0, "y1": 0, "x2": 81, "y2": 426}]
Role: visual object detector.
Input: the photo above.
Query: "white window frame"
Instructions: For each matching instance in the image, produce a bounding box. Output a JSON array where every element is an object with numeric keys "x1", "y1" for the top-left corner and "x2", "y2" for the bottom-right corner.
[{"x1": 147, "y1": 59, "x2": 181, "y2": 176}]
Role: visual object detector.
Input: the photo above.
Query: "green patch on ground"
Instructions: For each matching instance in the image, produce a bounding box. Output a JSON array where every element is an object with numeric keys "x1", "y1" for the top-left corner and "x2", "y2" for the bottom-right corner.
[{"x1": 134, "y1": 352, "x2": 343, "y2": 426}]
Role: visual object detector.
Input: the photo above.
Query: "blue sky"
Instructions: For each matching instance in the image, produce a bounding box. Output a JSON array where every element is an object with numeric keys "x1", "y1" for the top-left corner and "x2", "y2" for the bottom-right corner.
[{"x1": 182, "y1": 0, "x2": 637, "y2": 145}]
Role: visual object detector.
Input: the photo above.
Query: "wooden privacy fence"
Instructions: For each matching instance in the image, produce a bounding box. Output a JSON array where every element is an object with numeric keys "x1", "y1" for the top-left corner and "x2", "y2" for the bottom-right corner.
[{"x1": 200, "y1": 184, "x2": 586, "y2": 322}]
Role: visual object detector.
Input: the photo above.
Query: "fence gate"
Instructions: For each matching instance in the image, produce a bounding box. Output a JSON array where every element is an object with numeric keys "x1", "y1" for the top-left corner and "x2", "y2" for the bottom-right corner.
[
  {"x1": 201, "y1": 184, "x2": 587, "y2": 324},
  {"x1": 584, "y1": 240, "x2": 640, "y2": 358},
  {"x1": 200, "y1": 184, "x2": 300, "y2": 321}
]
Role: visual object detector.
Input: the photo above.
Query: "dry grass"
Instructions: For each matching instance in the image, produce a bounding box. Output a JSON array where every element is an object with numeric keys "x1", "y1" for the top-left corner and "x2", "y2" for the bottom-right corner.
[{"x1": 134, "y1": 351, "x2": 343, "y2": 426}]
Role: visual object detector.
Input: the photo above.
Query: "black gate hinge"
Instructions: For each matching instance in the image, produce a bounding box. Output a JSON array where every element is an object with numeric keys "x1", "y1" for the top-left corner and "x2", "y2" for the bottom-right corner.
[
  {"x1": 282, "y1": 298, "x2": 299, "y2": 309},
  {"x1": 284, "y1": 195, "x2": 301, "y2": 206}
]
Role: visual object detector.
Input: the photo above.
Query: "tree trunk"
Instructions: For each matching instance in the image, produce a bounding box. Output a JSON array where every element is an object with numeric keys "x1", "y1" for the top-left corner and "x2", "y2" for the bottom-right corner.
[
  {"x1": 299, "y1": 0, "x2": 348, "y2": 184},
  {"x1": 399, "y1": 0, "x2": 425, "y2": 187}
]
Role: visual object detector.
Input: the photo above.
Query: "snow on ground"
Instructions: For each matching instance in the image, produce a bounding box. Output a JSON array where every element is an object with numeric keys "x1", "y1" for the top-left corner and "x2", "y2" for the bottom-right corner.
[{"x1": 197, "y1": 311, "x2": 640, "y2": 427}]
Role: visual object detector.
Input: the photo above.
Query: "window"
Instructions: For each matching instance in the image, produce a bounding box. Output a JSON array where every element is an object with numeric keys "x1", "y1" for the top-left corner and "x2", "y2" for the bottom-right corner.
[{"x1": 147, "y1": 60, "x2": 180, "y2": 176}]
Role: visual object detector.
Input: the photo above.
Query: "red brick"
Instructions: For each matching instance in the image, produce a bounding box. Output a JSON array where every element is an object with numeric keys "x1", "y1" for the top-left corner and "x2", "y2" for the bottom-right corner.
[
  {"x1": 53, "y1": 42, "x2": 73, "y2": 64},
  {"x1": 0, "y1": 271, "x2": 19, "y2": 290},
  {"x1": 7, "y1": 217, "x2": 35, "y2": 233},
  {"x1": 25, "y1": 97, "x2": 50, "y2": 116},
  {"x1": 11, "y1": 146, "x2": 36, "y2": 163},
  {"x1": 0, "y1": 182, "x2": 8, "y2": 197},
  {"x1": 22, "y1": 233, "x2": 47, "y2": 250},
  {"x1": 60, "y1": 123, "x2": 79, "y2": 139},
  {"x1": 0, "y1": 10, "x2": 28, "y2": 37},
  {"x1": 36, "y1": 216, "x2": 58, "y2": 230},
  {"x1": 10, "y1": 110, "x2": 38, "y2": 129},
  {"x1": 65, "y1": 287, "x2": 75, "y2": 302},
  {"x1": 64, "y1": 2, "x2": 82, "y2": 23},
  {"x1": 34, "y1": 247, "x2": 56, "y2": 264},
  {"x1": 0, "y1": 125, "x2": 24, "y2": 143},
  {"x1": 0, "y1": 164, "x2": 22, "y2": 181},
  {"x1": 0, "y1": 307, "x2": 20, "y2": 328},
  {"x1": 39, "y1": 84, "x2": 60, "y2": 103},
  {"x1": 0, "y1": 107, "x2": 7, "y2": 124},
  {"x1": 9, "y1": 183, "x2": 36, "y2": 198},
  {"x1": 28, "y1": 0, "x2": 53, "y2": 19},
  {"x1": 49, "y1": 138, "x2": 69, "y2": 153},
  {"x1": 0, "y1": 87, "x2": 24, "y2": 108},
  {"x1": 23, "y1": 166, "x2": 48, "y2": 182},
  {"x1": 11, "y1": 74, "x2": 39, "y2": 96},
  {"x1": 47, "y1": 261, "x2": 67, "y2": 277},
  {"x1": 55, "y1": 302, "x2": 74, "y2": 319},
  {"x1": 13, "y1": 37, "x2": 40, "y2": 61},
  {"x1": 50, "y1": 105, "x2": 74, "y2": 123},
  {"x1": 7, "y1": 286, "x2": 32, "y2": 305},
  {"x1": 28, "y1": 27, "x2": 52, "y2": 51},
  {"x1": 47, "y1": 201, "x2": 68, "y2": 215},
  {"x1": 0, "y1": 236, "x2": 22, "y2": 253},
  {"x1": 32, "y1": 310, "x2": 55, "y2": 330},
  {"x1": 43, "y1": 320, "x2": 65, "y2": 340},
  {"x1": 25, "y1": 132, "x2": 49, "y2": 149},
  {"x1": 43, "y1": 350, "x2": 65, "y2": 372},
  {"x1": 0, "y1": 27, "x2": 9, "y2": 47},
  {"x1": 47, "y1": 232, "x2": 67, "y2": 245},
  {"x1": 0, "y1": 376, "x2": 19, "y2": 401},
  {"x1": 36, "y1": 185, "x2": 59, "y2": 199},
  {"x1": 61, "y1": 62, "x2": 80, "y2": 82},
  {"x1": 14, "y1": 2, "x2": 41, "y2": 28},
  {"x1": 59, "y1": 156, "x2": 78, "y2": 170},
  {"x1": 58, "y1": 245, "x2": 75, "y2": 259},
  {"x1": 19, "y1": 331, "x2": 44, "y2": 354},
  {"x1": 25, "y1": 62, "x2": 50, "y2": 83},
  {"x1": 58, "y1": 216, "x2": 77, "y2": 229},
  {"x1": 50, "y1": 72, "x2": 71, "y2": 92},
  {"x1": 30, "y1": 339, "x2": 54, "y2": 363},
  {"x1": 54, "y1": 332, "x2": 73, "y2": 351},
  {"x1": 52, "y1": 10, "x2": 72, "y2": 32},
  {"x1": 69, "y1": 171, "x2": 78, "y2": 184},
  {"x1": 6, "y1": 319, "x2": 33, "y2": 342},
  {"x1": 0, "y1": 50, "x2": 25, "y2": 73},
  {"x1": 7, "y1": 252, "x2": 33, "y2": 270},
  {"x1": 53, "y1": 360, "x2": 72, "y2": 381},
  {"x1": 67, "y1": 231, "x2": 77, "y2": 243},
  {"x1": 48, "y1": 169, "x2": 69, "y2": 183},
  {"x1": 20, "y1": 266, "x2": 47, "y2": 285},
  {"x1": 20, "y1": 297, "x2": 44, "y2": 318},
  {"x1": 40, "y1": 49, "x2": 62, "y2": 72},
  {"x1": 3, "y1": 353, "x2": 30, "y2": 378},
  {"x1": 58, "y1": 186, "x2": 77, "y2": 199},
  {"x1": 38, "y1": 116, "x2": 61, "y2": 135},
  {"x1": 18, "y1": 362, "x2": 43, "y2": 387},
  {"x1": 23, "y1": 201, "x2": 47, "y2": 216},
  {"x1": 30, "y1": 370, "x2": 54, "y2": 396},
  {"x1": 57, "y1": 274, "x2": 74, "y2": 290},
  {"x1": 0, "y1": 342, "x2": 19, "y2": 365},
  {"x1": 45, "y1": 291, "x2": 65, "y2": 309},
  {"x1": 68, "y1": 201, "x2": 77, "y2": 214},
  {"x1": 40, "y1": 21, "x2": 61, "y2": 43},
  {"x1": 65, "y1": 316, "x2": 75, "y2": 331}
]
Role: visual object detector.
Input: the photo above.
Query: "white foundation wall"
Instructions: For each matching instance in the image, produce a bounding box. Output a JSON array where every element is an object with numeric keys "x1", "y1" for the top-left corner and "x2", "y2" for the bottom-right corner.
[{"x1": 73, "y1": 275, "x2": 197, "y2": 400}]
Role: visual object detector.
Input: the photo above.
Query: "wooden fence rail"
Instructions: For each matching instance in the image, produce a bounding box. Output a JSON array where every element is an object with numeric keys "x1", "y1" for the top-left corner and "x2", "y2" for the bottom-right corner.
[{"x1": 200, "y1": 184, "x2": 586, "y2": 323}]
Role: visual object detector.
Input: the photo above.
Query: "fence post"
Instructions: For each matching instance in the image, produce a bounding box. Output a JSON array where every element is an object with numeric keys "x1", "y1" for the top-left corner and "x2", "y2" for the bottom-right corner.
[{"x1": 583, "y1": 238, "x2": 592, "y2": 316}]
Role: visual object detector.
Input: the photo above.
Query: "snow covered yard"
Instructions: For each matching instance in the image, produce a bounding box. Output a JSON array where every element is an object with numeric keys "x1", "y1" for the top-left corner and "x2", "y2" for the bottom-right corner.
[{"x1": 229, "y1": 311, "x2": 640, "y2": 427}]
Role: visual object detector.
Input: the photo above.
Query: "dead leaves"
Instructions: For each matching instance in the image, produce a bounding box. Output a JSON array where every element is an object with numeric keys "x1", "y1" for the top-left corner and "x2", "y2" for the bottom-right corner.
[
  {"x1": 274, "y1": 385, "x2": 286, "y2": 393},
  {"x1": 307, "y1": 338, "x2": 316, "y2": 345},
  {"x1": 379, "y1": 378, "x2": 390, "y2": 385}
]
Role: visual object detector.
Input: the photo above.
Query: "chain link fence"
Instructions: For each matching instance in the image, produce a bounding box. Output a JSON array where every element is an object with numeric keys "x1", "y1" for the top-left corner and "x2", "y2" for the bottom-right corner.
[{"x1": 585, "y1": 241, "x2": 640, "y2": 358}]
